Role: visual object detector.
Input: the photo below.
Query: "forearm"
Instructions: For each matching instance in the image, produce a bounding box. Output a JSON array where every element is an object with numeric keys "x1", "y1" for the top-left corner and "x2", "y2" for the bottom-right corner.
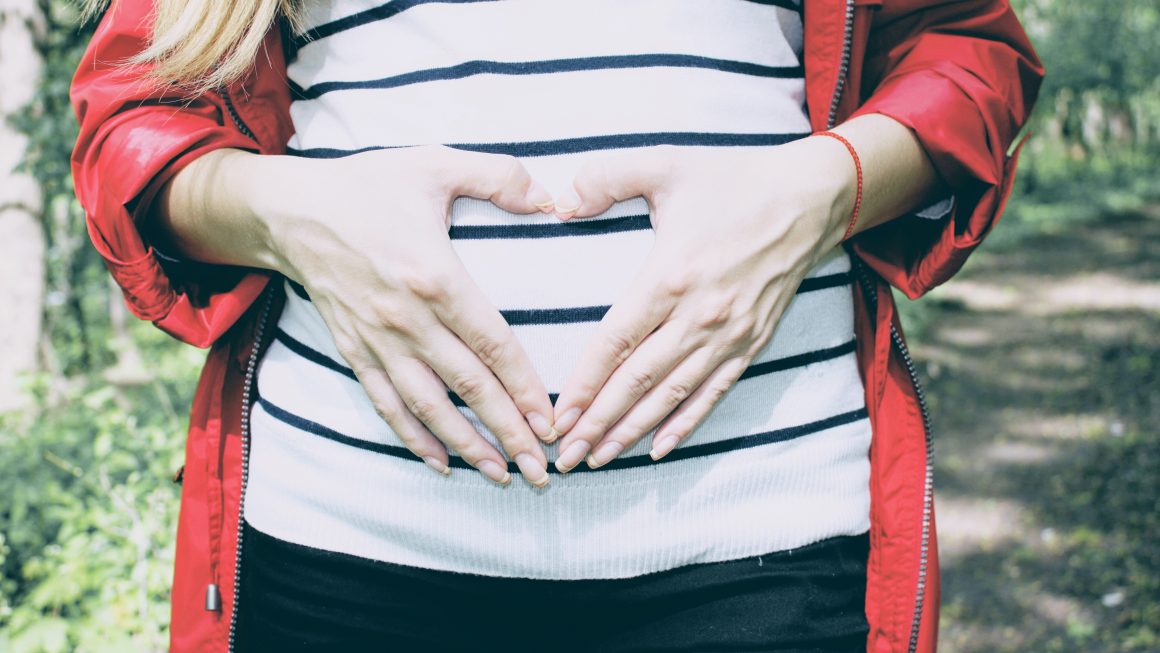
[
  {"x1": 812, "y1": 112, "x2": 946, "y2": 249},
  {"x1": 153, "y1": 148, "x2": 304, "y2": 271}
]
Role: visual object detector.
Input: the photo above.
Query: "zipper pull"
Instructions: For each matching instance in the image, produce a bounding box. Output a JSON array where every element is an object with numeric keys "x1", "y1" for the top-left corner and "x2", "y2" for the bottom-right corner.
[{"x1": 205, "y1": 583, "x2": 222, "y2": 612}]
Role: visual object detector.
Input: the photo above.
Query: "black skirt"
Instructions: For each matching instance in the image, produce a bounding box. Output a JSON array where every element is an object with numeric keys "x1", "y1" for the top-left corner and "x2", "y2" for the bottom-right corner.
[{"x1": 234, "y1": 519, "x2": 869, "y2": 653}]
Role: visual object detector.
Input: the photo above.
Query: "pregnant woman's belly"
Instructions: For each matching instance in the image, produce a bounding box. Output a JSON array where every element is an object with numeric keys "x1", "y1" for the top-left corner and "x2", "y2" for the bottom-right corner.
[
  {"x1": 242, "y1": 0, "x2": 872, "y2": 579},
  {"x1": 246, "y1": 186, "x2": 873, "y2": 579}
]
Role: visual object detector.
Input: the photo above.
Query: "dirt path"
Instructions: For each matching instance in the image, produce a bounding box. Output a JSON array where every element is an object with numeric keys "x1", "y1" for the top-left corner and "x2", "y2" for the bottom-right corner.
[{"x1": 908, "y1": 206, "x2": 1160, "y2": 652}]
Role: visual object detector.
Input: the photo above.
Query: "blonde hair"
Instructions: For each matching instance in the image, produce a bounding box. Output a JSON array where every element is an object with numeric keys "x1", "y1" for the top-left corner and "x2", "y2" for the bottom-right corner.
[{"x1": 82, "y1": 0, "x2": 308, "y2": 95}]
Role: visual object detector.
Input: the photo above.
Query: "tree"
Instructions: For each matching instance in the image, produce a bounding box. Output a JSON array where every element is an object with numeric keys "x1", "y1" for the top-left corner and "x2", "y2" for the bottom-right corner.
[{"x1": 0, "y1": 0, "x2": 47, "y2": 412}]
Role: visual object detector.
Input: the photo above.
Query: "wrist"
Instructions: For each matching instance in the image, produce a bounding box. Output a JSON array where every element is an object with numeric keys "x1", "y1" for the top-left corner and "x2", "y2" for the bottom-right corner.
[
  {"x1": 228, "y1": 150, "x2": 322, "y2": 277},
  {"x1": 808, "y1": 132, "x2": 860, "y2": 251}
]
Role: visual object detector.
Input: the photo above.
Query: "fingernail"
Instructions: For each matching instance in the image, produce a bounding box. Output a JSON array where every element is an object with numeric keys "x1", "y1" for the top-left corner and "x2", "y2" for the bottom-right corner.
[
  {"x1": 555, "y1": 440, "x2": 590, "y2": 474},
  {"x1": 423, "y1": 456, "x2": 451, "y2": 476},
  {"x1": 526, "y1": 182, "x2": 554, "y2": 211},
  {"x1": 527, "y1": 411, "x2": 553, "y2": 441},
  {"x1": 477, "y1": 459, "x2": 511, "y2": 486},
  {"x1": 587, "y1": 441, "x2": 623, "y2": 469},
  {"x1": 553, "y1": 190, "x2": 581, "y2": 218},
  {"x1": 649, "y1": 434, "x2": 681, "y2": 461},
  {"x1": 515, "y1": 453, "x2": 550, "y2": 488},
  {"x1": 553, "y1": 407, "x2": 582, "y2": 435}
]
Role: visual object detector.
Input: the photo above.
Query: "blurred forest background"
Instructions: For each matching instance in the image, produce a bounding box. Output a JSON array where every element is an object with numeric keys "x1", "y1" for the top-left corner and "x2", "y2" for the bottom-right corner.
[{"x1": 0, "y1": 0, "x2": 1157, "y2": 651}]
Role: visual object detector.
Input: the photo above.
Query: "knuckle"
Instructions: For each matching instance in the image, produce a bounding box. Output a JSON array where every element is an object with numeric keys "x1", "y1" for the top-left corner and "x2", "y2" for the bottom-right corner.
[
  {"x1": 625, "y1": 367, "x2": 658, "y2": 398},
  {"x1": 656, "y1": 271, "x2": 693, "y2": 298},
  {"x1": 693, "y1": 293, "x2": 739, "y2": 330},
  {"x1": 665, "y1": 380, "x2": 695, "y2": 406},
  {"x1": 448, "y1": 372, "x2": 488, "y2": 405},
  {"x1": 605, "y1": 331, "x2": 637, "y2": 366},
  {"x1": 399, "y1": 266, "x2": 450, "y2": 303},
  {"x1": 726, "y1": 313, "x2": 761, "y2": 344},
  {"x1": 370, "y1": 301, "x2": 415, "y2": 334},
  {"x1": 706, "y1": 380, "x2": 732, "y2": 404},
  {"x1": 369, "y1": 397, "x2": 401, "y2": 425},
  {"x1": 406, "y1": 397, "x2": 440, "y2": 425},
  {"x1": 469, "y1": 332, "x2": 510, "y2": 369}
]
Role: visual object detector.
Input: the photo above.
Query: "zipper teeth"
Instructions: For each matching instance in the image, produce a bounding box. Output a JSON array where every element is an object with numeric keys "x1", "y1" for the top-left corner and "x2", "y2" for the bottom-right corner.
[
  {"x1": 852, "y1": 258, "x2": 935, "y2": 653},
  {"x1": 227, "y1": 288, "x2": 275, "y2": 652},
  {"x1": 829, "y1": 0, "x2": 934, "y2": 647},
  {"x1": 826, "y1": 0, "x2": 856, "y2": 130},
  {"x1": 219, "y1": 86, "x2": 258, "y2": 142},
  {"x1": 896, "y1": 313, "x2": 934, "y2": 653}
]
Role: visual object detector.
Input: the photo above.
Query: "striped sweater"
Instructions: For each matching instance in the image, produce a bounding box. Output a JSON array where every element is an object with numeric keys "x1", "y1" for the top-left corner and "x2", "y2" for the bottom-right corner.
[{"x1": 244, "y1": 0, "x2": 873, "y2": 580}]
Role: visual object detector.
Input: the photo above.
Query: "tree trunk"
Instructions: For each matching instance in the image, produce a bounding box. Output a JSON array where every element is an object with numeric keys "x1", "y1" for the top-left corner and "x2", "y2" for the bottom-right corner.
[{"x1": 0, "y1": 0, "x2": 46, "y2": 413}]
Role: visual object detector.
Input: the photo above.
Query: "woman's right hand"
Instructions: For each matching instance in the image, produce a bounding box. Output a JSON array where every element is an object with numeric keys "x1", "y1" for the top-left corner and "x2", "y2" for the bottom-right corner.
[{"x1": 157, "y1": 145, "x2": 558, "y2": 488}]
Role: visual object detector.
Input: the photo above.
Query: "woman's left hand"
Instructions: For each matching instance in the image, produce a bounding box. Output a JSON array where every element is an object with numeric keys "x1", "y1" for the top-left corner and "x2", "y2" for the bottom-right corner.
[{"x1": 550, "y1": 138, "x2": 858, "y2": 472}]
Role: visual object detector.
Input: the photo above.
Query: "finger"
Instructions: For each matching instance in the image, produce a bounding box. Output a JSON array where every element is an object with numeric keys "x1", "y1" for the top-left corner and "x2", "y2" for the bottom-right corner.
[
  {"x1": 434, "y1": 146, "x2": 555, "y2": 214},
  {"x1": 382, "y1": 355, "x2": 515, "y2": 486},
  {"x1": 650, "y1": 355, "x2": 752, "y2": 461},
  {"x1": 416, "y1": 328, "x2": 551, "y2": 488},
  {"x1": 551, "y1": 254, "x2": 679, "y2": 441},
  {"x1": 554, "y1": 147, "x2": 672, "y2": 219},
  {"x1": 553, "y1": 321, "x2": 696, "y2": 473},
  {"x1": 589, "y1": 345, "x2": 728, "y2": 468},
  {"x1": 424, "y1": 269, "x2": 557, "y2": 444},
  {"x1": 355, "y1": 363, "x2": 451, "y2": 476}
]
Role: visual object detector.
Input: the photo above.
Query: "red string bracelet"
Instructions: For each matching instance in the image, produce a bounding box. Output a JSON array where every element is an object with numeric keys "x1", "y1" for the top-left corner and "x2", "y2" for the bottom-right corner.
[{"x1": 815, "y1": 130, "x2": 863, "y2": 242}]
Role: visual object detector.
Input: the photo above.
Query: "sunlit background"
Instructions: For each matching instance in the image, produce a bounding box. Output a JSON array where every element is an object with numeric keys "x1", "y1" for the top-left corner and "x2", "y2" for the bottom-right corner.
[{"x1": 0, "y1": 1, "x2": 1157, "y2": 651}]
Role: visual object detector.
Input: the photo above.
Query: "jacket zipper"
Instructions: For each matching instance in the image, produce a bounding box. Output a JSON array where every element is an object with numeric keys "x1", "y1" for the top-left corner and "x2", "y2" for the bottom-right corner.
[
  {"x1": 226, "y1": 287, "x2": 275, "y2": 652},
  {"x1": 219, "y1": 86, "x2": 258, "y2": 141},
  {"x1": 216, "y1": 82, "x2": 266, "y2": 652},
  {"x1": 826, "y1": 2, "x2": 934, "y2": 650}
]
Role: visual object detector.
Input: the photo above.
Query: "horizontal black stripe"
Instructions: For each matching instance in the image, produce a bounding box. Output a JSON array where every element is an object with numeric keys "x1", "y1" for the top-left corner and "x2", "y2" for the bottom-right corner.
[
  {"x1": 294, "y1": 0, "x2": 495, "y2": 49},
  {"x1": 286, "y1": 131, "x2": 811, "y2": 159},
  {"x1": 290, "y1": 54, "x2": 803, "y2": 99},
  {"x1": 271, "y1": 325, "x2": 855, "y2": 409},
  {"x1": 502, "y1": 305, "x2": 608, "y2": 326},
  {"x1": 797, "y1": 272, "x2": 853, "y2": 293},
  {"x1": 284, "y1": 281, "x2": 609, "y2": 324},
  {"x1": 256, "y1": 393, "x2": 869, "y2": 474},
  {"x1": 449, "y1": 214, "x2": 652, "y2": 240},
  {"x1": 284, "y1": 271, "x2": 849, "y2": 325},
  {"x1": 737, "y1": 339, "x2": 857, "y2": 381},
  {"x1": 275, "y1": 328, "x2": 358, "y2": 382}
]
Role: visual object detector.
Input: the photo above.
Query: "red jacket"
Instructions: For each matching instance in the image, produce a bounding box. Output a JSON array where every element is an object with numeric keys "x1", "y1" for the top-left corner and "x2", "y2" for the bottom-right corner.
[{"x1": 70, "y1": 2, "x2": 1043, "y2": 651}]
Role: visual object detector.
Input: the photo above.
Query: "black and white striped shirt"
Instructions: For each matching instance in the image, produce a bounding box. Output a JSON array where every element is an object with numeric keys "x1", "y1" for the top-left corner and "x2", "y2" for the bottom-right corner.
[{"x1": 245, "y1": 0, "x2": 873, "y2": 579}]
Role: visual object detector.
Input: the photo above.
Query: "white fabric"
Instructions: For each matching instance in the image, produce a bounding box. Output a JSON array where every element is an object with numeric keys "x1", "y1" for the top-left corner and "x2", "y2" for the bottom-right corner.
[{"x1": 245, "y1": 0, "x2": 873, "y2": 579}]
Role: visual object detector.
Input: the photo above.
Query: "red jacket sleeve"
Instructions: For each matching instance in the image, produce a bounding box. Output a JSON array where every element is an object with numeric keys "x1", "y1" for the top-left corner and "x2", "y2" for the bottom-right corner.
[
  {"x1": 69, "y1": 0, "x2": 286, "y2": 347},
  {"x1": 848, "y1": 0, "x2": 1045, "y2": 299}
]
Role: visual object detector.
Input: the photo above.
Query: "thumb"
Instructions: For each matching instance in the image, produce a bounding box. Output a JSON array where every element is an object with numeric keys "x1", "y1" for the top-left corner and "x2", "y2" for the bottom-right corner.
[
  {"x1": 555, "y1": 147, "x2": 672, "y2": 219},
  {"x1": 438, "y1": 147, "x2": 555, "y2": 214}
]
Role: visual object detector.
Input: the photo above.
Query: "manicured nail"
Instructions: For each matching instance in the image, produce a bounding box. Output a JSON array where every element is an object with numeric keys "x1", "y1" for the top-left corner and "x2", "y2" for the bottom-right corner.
[
  {"x1": 553, "y1": 407, "x2": 582, "y2": 435},
  {"x1": 527, "y1": 411, "x2": 553, "y2": 441},
  {"x1": 515, "y1": 453, "x2": 550, "y2": 488},
  {"x1": 423, "y1": 456, "x2": 451, "y2": 476},
  {"x1": 526, "y1": 182, "x2": 554, "y2": 211},
  {"x1": 649, "y1": 434, "x2": 681, "y2": 461},
  {"x1": 477, "y1": 459, "x2": 511, "y2": 486},
  {"x1": 553, "y1": 190, "x2": 581, "y2": 218},
  {"x1": 587, "y1": 441, "x2": 623, "y2": 469},
  {"x1": 555, "y1": 440, "x2": 590, "y2": 474}
]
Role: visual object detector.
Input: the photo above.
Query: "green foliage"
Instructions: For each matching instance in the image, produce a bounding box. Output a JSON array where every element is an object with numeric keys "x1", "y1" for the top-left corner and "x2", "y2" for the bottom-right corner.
[
  {"x1": 0, "y1": 323, "x2": 204, "y2": 652},
  {"x1": 2, "y1": 0, "x2": 1157, "y2": 649}
]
